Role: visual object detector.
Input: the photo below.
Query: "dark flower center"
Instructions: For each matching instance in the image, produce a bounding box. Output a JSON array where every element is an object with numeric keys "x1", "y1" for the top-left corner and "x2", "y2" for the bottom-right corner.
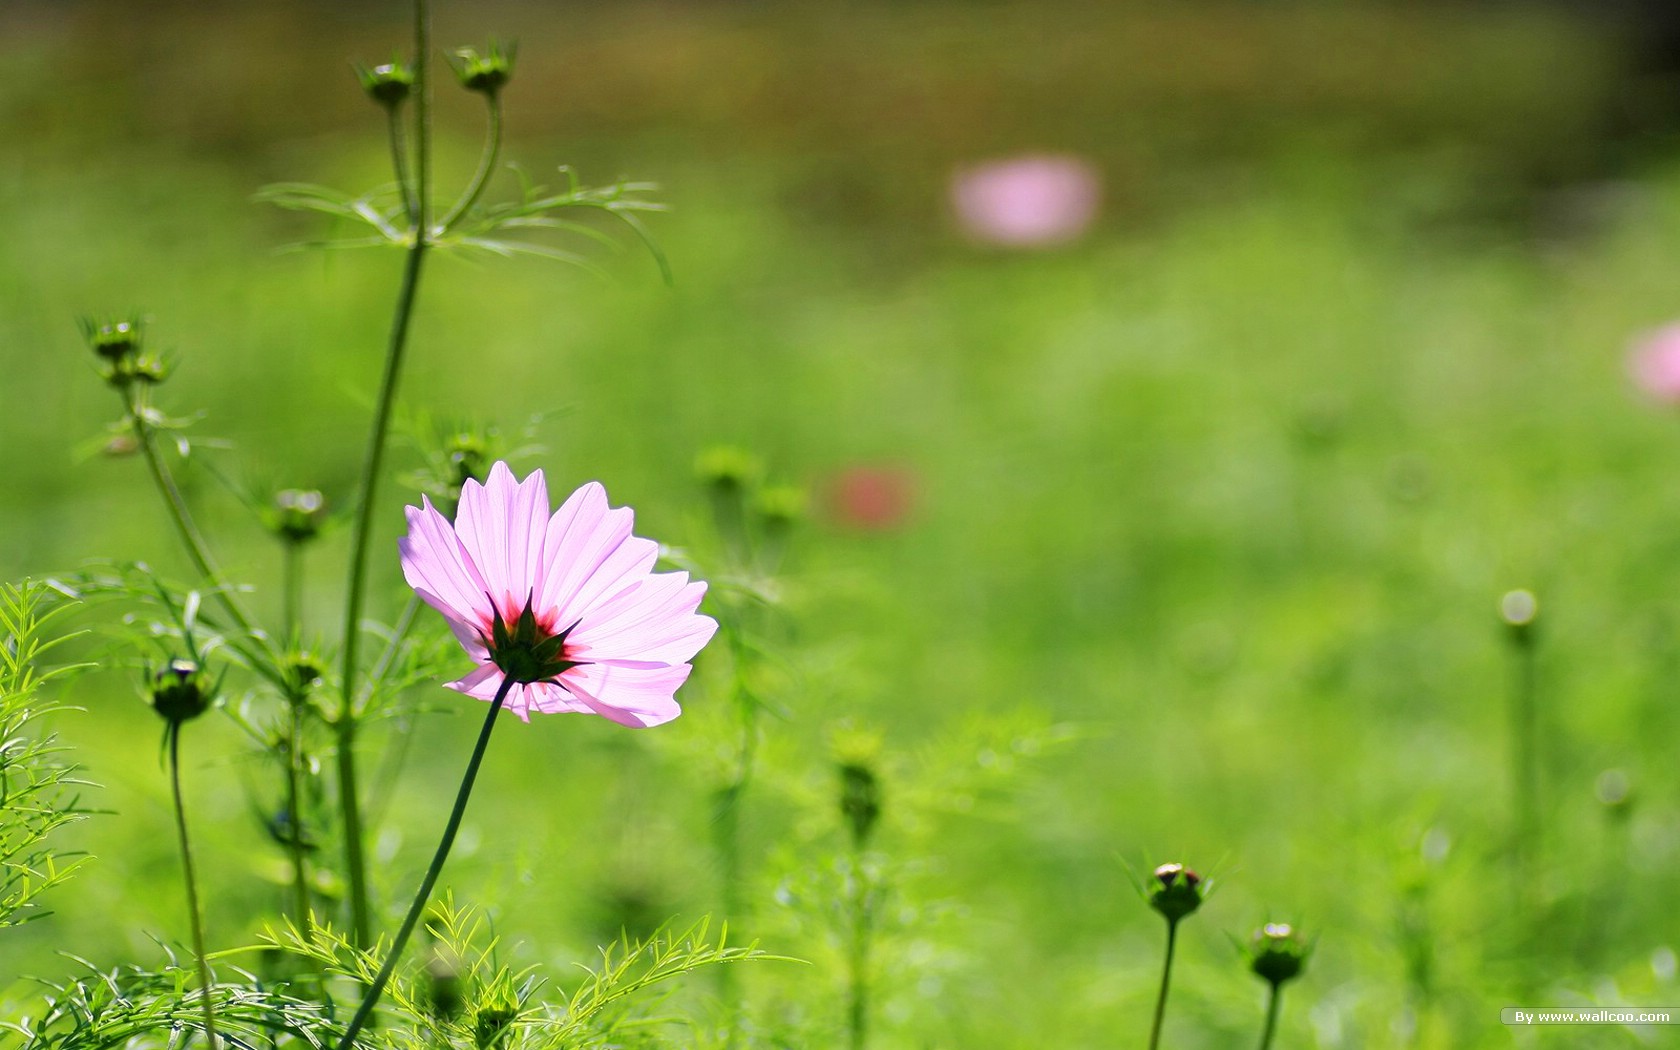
[{"x1": 485, "y1": 595, "x2": 584, "y2": 685}]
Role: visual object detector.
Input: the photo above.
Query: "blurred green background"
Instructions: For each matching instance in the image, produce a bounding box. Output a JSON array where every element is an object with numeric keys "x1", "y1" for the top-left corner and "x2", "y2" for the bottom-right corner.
[{"x1": 5, "y1": 0, "x2": 1680, "y2": 1046}]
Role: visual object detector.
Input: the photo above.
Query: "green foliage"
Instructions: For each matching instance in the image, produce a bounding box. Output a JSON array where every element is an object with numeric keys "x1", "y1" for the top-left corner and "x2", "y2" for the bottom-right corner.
[
  {"x1": 0, "y1": 581, "x2": 91, "y2": 931},
  {"x1": 265, "y1": 898, "x2": 779, "y2": 1050}
]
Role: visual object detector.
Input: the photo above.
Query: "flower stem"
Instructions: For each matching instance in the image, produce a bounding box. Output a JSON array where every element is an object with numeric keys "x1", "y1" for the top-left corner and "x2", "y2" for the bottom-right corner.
[
  {"x1": 846, "y1": 850, "x2": 874, "y2": 1050},
  {"x1": 336, "y1": 0, "x2": 433, "y2": 950},
  {"x1": 332, "y1": 676, "x2": 511, "y2": 1050},
  {"x1": 387, "y1": 105, "x2": 416, "y2": 226},
  {"x1": 1147, "y1": 919, "x2": 1179, "y2": 1050},
  {"x1": 1256, "y1": 982, "x2": 1283, "y2": 1050},
  {"x1": 166, "y1": 721, "x2": 220, "y2": 1050},
  {"x1": 439, "y1": 95, "x2": 502, "y2": 233},
  {"x1": 1509, "y1": 630, "x2": 1539, "y2": 897}
]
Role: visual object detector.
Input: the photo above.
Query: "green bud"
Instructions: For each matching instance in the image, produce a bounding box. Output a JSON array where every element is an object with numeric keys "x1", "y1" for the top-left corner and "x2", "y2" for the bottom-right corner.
[
  {"x1": 286, "y1": 654, "x2": 325, "y2": 697},
  {"x1": 151, "y1": 658, "x2": 212, "y2": 723},
  {"x1": 272, "y1": 489, "x2": 327, "y2": 544},
  {"x1": 471, "y1": 988, "x2": 519, "y2": 1050},
  {"x1": 81, "y1": 317, "x2": 142, "y2": 364},
  {"x1": 755, "y1": 484, "x2": 807, "y2": 531},
  {"x1": 694, "y1": 445, "x2": 762, "y2": 494},
  {"x1": 1500, "y1": 589, "x2": 1538, "y2": 647},
  {"x1": 447, "y1": 432, "x2": 489, "y2": 488},
  {"x1": 450, "y1": 41, "x2": 516, "y2": 97},
  {"x1": 838, "y1": 761, "x2": 882, "y2": 849},
  {"x1": 423, "y1": 949, "x2": 465, "y2": 1023},
  {"x1": 1149, "y1": 862, "x2": 1204, "y2": 923},
  {"x1": 1248, "y1": 922, "x2": 1309, "y2": 986},
  {"x1": 356, "y1": 61, "x2": 414, "y2": 107}
]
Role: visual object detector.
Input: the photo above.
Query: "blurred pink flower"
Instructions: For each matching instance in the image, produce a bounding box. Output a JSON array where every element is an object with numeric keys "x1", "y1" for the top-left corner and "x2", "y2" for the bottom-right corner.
[
  {"x1": 827, "y1": 465, "x2": 915, "y2": 531},
  {"x1": 400, "y1": 462, "x2": 716, "y2": 726},
  {"x1": 1630, "y1": 323, "x2": 1680, "y2": 403},
  {"x1": 950, "y1": 154, "x2": 1101, "y2": 247}
]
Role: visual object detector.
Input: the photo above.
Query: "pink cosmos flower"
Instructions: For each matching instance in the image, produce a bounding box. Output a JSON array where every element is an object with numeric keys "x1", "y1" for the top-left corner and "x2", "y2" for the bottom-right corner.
[
  {"x1": 1629, "y1": 322, "x2": 1680, "y2": 403},
  {"x1": 399, "y1": 462, "x2": 717, "y2": 727},
  {"x1": 950, "y1": 154, "x2": 1101, "y2": 248}
]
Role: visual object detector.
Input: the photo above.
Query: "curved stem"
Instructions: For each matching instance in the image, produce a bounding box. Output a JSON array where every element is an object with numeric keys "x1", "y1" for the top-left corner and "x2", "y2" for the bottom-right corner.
[
  {"x1": 1256, "y1": 982, "x2": 1282, "y2": 1050},
  {"x1": 336, "y1": 0, "x2": 432, "y2": 950},
  {"x1": 1147, "y1": 919, "x2": 1178, "y2": 1050},
  {"x1": 126, "y1": 391, "x2": 265, "y2": 653},
  {"x1": 846, "y1": 850, "x2": 873, "y2": 1050},
  {"x1": 387, "y1": 106, "x2": 416, "y2": 226},
  {"x1": 167, "y1": 722, "x2": 220, "y2": 1049},
  {"x1": 332, "y1": 677, "x2": 511, "y2": 1050},
  {"x1": 438, "y1": 96, "x2": 503, "y2": 234}
]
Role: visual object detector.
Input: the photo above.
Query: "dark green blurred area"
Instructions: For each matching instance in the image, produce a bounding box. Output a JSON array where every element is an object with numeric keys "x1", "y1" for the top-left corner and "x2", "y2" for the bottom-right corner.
[{"x1": 5, "y1": 1, "x2": 1680, "y2": 1047}]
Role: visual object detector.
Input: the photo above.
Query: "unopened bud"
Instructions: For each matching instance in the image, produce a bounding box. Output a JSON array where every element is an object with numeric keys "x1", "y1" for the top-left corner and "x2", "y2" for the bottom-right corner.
[
  {"x1": 450, "y1": 41, "x2": 516, "y2": 97},
  {"x1": 695, "y1": 446, "x2": 762, "y2": 494},
  {"x1": 356, "y1": 61, "x2": 414, "y2": 107},
  {"x1": 1248, "y1": 922, "x2": 1309, "y2": 986},
  {"x1": 423, "y1": 949, "x2": 465, "y2": 1022},
  {"x1": 82, "y1": 317, "x2": 141, "y2": 363},
  {"x1": 151, "y1": 658, "x2": 212, "y2": 723},
  {"x1": 1500, "y1": 589, "x2": 1538, "y2": 647},
  {"x1": 838, "y1": 761, "x2": 882, "y2": 849},
  {"x1": 273, "y1": 489, "x2": 327, "y2": 544},
  {"x1": 471, "y1": 989, "x2": 519, "y2": 1050},
  {"x1": 1149, "y1": 862, "x2": 1204, "y2": 923}
]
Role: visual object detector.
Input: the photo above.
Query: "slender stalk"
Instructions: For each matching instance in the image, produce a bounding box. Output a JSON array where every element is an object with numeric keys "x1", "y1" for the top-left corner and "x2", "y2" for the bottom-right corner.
[
  {"x1": 336, "y1": 0, "x2": 433, "y2": 950},
  {"x1": 1509, "y1": 627, "x2": 1539, "y2": 903},
  {"x1": 125, "y1": 391, "x2": 263, "y2": 650},
  {"x1": 1256, "y1": 983, "x2": 1282, "y2": 1050},
  {"x1": 282, "y1": 541, "x2": 303, "y2": 648},
  {"x1": 1147, "y1": 920, "x2": 1179, "y2": 1050},
  {"x1": 167, "y1": 722, "x2": 220, "y2": 1050},
  {"x1": 713, "y1": 627, "x2": 759, "y2": 1039},
  {"x1": 846, "y1": 853, "x2": 873, "y2": 1050},
  {"x1": 387, "y1": 106, "x2": 416, "y2": 225},
  {"x1": 332, "y1": 677, "x2": 511, "y2": 1050},
  {"x1": 439, "y1": 96, "x2": 503, "y2": 233}
]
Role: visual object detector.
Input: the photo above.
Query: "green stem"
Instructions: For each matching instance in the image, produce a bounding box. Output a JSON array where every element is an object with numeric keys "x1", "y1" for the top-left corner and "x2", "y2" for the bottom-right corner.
[
  {"x1": 336, "y1": 0, "x2": 432, "y2": 950},
  {"x1": 1256, "y1": 982, "x2": 1282, "y2": 1050},
  {"x1": 387, "y1": 106, "x2": 416, "y2": 226},
  {"x1": 1510, "y1": 634, "x2": 1538, "y2": 902},
  {"x1": 846, "y1": 850, "x2": 872, "y2": 1050},
  {"x1": 332, "y1": 677, "x2": 511, "y2": 1050},
  {"x1": 167, "y1": 722, "x2": 220, "y2": 1050},
  {"x1": 1147, "y1": 919, "x2": 1178, "y2": 1050},
  {"x1": 126, "y1": 392, "x2": 264, "y2": 651},
  {"x1": 282, "y1": 541, "x2": 303, "y2": 649},
  {"x1": 438, "y1": 95, "x2": 502, "y2": 233}
]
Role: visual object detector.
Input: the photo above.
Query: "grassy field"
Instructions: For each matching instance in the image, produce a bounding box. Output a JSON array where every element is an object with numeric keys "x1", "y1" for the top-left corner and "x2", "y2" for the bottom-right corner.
[{"x1": 3, "y1": 1, "x2": 1680, "y2": 1047}]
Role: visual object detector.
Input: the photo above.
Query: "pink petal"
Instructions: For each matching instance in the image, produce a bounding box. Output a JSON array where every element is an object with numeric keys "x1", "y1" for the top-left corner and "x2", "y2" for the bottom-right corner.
[
  {"x1": 561, "y1": 662, "x2": 689, "y2": 728},
  {"x1": 454, "y1": 463, "x2": 550, "y2": 616},
  {"x1": 400, "y1": 497, "x2": 493, "y2": 625},
  {"x1": 535, "y1": 483, "x2": 652, "y2": 623},
  {"x1": 570, "y1": 573, "x2": 717, "y2": 665}
]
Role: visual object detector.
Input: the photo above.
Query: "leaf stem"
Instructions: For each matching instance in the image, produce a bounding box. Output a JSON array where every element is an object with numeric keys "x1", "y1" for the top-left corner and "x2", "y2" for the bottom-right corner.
[
  {"x1": 167, "y1": 721, "x2": 220, "y2": 1050},
  {"x1": 336, "y1": 0, "x2": 432, "y2": 950},
  {"x1": 1147, "y1": 919, "x2": 1179, "y2": 1050},
  {"x1": 332, "y1": 676, "x2": 511, "y2": 1050}
]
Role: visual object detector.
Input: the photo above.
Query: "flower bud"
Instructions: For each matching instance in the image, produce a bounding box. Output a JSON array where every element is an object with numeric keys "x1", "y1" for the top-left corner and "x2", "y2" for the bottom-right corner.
[
  {"x1": 838, "y1": 761, "x2": 882, "y2": 849},
  {"x1": 1500, "y1": 589, "x2": 1538, "y2": 648},
  {"x1": 356, "y1": 61, "x2": 414, "y2": 107},
  {"x1": 471, "y1": 988, "x2": 519, "y2": 1050},
  {"x1": 755, "y1": 484, "x2": 807, "y2": 532},
  {"x1": 450, "y1": 41, "x2": 516, "y2": 97},
  {"x1": 1248, "y1": 922, "x2": 1309, "y2": 986},
  {"x1": 272, "y1": 489, "x2": 327, "y2": 544},
  {"x1": 1148, "y1": 862, "x2": 1204, "y2": 923},
  {"x1": 422, "y1": 948, "x2": 465, "y2": 1023},
  {"x1": 82, "y1": 317, "x2": 142, "y2": 364},
  {"x1": 694, "y1": 445, "x2": 763, "y2": 495},
  {"x1": 151, "y1": 658, "x2": 212, "y2": 723},
  {"x1": 447, "y1": 433, "x2": 489, "y2": 489}
]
